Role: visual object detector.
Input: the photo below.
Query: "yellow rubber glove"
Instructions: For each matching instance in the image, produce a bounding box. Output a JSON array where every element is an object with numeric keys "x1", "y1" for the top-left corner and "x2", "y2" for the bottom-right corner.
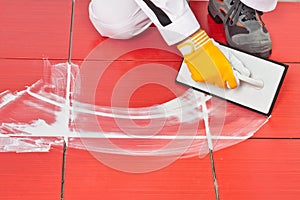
[{"x1": 177, "y1": 30, "x2": 238, "y2": 89}]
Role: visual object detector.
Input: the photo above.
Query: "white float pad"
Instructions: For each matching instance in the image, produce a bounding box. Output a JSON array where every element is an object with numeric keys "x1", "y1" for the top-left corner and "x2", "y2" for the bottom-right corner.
[{"x1": 176, "y1": 44, "x2": 288, "y2": 116}]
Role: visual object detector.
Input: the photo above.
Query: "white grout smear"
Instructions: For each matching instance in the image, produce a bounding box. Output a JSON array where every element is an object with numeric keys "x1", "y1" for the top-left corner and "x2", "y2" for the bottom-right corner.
[{"x1": 0, "y1": 61, "x2": 268, "y2": 156}]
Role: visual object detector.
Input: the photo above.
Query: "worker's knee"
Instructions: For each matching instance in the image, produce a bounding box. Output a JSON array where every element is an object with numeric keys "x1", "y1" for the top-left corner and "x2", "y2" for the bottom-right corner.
[{"x1": 89, "y1": 1, "x2": 151, "y2": 39}]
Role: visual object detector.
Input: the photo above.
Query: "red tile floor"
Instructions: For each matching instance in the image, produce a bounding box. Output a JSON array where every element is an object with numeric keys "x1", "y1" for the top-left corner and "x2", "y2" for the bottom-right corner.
[{"x1": 1, "y1": 1, "x2": 300, "y2": 199}]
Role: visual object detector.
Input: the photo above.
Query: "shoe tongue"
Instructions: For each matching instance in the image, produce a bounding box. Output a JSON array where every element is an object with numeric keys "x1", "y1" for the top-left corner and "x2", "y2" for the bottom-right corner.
[{"x1": 240, "y1": 5, "x2": 257, "y2": 21}]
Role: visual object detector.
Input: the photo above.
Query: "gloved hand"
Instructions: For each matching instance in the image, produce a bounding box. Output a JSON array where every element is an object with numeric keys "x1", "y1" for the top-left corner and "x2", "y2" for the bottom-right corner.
[{"x1": 177, "y1": 29, "x2": 250, "y2": 89}]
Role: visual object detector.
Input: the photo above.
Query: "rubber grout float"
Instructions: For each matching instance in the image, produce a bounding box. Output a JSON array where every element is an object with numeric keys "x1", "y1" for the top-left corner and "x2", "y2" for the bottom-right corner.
[{"x1": 176, "y1": 43, "x2": 288, "y2": 116}]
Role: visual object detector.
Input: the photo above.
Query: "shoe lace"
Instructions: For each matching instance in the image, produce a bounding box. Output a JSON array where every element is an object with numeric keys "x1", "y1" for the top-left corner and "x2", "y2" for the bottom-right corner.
[{"x1": 224, "y1": 0, "x2": 259, "y2": 26}]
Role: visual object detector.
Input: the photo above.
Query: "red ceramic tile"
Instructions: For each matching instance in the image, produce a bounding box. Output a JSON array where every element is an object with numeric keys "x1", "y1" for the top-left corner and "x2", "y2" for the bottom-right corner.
[
  {"x1": 265, "y1": 2, "x2": 300, "y2": 62},
  {"x1": 71, "y1": 0, "x2": 106, "y2": 60},
  {"x1": 0, "y1": 59, "x2": 45, "y2": 92},
  {"x1": 0, "y1": 58, "x2": 72, "y2": 93},
  {"x1": 0, "y1": 0, "x2": 72, "y2": 59},
  {"x1": 64, "y1": 147, "x2": 216, "y2": 200},
  {"x1": 0, "y1": 144, "x2": 63, "y2": 200},
  {"x1": 75, "y1": 59, "x2": 185, "y2": 106},
  {"x1": 214, "y1": 139, "x2": 300, "y2": 200},
  {"x1": 65, "y1": 59, "x2": 215, "y2": 200},
  {"x1": 0, "y1": 59, "x2": 65, "y2": 199}
]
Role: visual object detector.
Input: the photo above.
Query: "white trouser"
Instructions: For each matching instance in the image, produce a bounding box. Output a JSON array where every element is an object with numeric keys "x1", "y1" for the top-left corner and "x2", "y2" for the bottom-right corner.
[
  {"x1": 89, "y1": 0, "x2": 200, "y2": 45},
  {"x1": 89, "y1": 0, "x2": 277, "y2": 45}
]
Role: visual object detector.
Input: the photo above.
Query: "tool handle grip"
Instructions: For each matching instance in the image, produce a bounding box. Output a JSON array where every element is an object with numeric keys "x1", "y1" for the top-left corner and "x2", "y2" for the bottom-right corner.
[{"x1": 237, "y1": 73, "x2": 264, "y2": 89}]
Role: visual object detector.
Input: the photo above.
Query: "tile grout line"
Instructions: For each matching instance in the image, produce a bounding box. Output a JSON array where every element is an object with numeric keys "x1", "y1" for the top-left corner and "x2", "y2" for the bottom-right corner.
[
  {"x1": 67, "y1": 0, "x2": 76, "y2": 65},
  {"x1": 60, "y1": 141, "x2": 68, "y2": 200},
  {"x1": 61, "y1": 0, "x2": 76, "y2": 200},
  {"x1": 202, "y1": 103, "x2": 220, "y2": 200},
  {"x1": 209, "y1": 149, "x2": 220, "y2": 200}
]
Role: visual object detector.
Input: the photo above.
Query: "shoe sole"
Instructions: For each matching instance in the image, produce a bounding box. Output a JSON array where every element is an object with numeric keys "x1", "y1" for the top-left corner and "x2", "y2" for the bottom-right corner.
[
  {"x1": 207, "y1": 1, "x2": 272, "y2": 58},
  {"x1": 208, "y1": 0, "x2": 224, "y2": 24}
]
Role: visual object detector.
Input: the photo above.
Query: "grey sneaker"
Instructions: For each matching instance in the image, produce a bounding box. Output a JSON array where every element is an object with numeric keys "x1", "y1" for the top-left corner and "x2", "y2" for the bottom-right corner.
[{"x1": 208, "y1": 0, "x2": 272, "y2": 58}]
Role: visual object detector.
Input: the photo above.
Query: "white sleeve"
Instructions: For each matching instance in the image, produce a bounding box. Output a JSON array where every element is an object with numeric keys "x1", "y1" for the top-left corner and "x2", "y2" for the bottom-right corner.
[
  {"x1": 134, "y1": 0, "x2": 200, "y2": 45},
  {"x1": 241, "y1": 0, "x2": 278, "y2": 12}
]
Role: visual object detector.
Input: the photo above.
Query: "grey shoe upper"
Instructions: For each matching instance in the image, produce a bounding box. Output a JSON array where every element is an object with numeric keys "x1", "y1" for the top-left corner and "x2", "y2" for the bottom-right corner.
[{"x1": 209, "y1": 0, "x2": 272, "y2": 57}]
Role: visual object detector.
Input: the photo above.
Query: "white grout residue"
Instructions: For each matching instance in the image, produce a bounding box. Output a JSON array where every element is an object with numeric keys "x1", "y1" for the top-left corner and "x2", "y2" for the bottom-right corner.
[{"x1": 0, "y1": 61, "x2": 268, "y2": 155}]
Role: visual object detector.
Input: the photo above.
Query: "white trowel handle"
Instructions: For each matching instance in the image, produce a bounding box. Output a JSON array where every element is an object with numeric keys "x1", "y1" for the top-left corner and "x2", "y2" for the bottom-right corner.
[{"x1": 237, "y1": 73, "x2": 264, "y2": 89}]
